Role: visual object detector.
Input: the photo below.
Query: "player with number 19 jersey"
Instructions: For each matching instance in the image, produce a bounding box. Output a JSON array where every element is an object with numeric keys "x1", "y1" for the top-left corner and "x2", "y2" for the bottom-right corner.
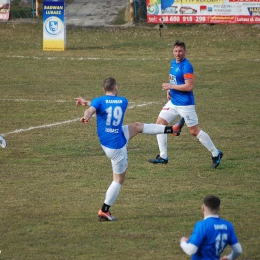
[
  {"x1": 188, "y1": 216, "x2": 239, "y2": 260},
  {"x1": 169, "y1": 58, "x2": 195, "y2": 106},
  {"x1": 90, "y1": 95, "x2": 128, "y2": 149}
]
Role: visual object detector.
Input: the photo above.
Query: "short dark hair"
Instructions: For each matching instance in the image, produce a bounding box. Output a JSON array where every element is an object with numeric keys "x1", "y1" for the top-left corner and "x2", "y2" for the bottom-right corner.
[
  {"x1": 174, "y1": 40, "x2": 186, "y2": 50},
  {"x1": 103, "y1": 77, "x2": 117, "y2": 92},
  {"x1": 203, "y1": 195, "x2": 221, "y2": 210}
]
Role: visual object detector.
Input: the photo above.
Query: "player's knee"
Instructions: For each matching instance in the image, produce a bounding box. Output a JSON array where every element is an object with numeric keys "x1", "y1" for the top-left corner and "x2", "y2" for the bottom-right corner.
[
  {"x1": 189, "y1": 127, "x2": 200, "y2": 136},
  {"x1": 113, "y1": 172, "x2": 125, "y2": 184},
  {"x1": 134, "y1": 122, "x2": 143, "y2": 132},
  {"x1": 156, "y1": 116, "x2": 168, "y2": 125},
  {"x1": 190, "y1": 130, "x2": 197, "y2": 136}
]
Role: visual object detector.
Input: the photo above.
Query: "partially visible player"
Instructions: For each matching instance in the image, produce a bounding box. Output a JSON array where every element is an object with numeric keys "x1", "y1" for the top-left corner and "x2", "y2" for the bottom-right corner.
[
  {"x1": 75, "y1": 77, "x2": 184, "y2": 221},
  {"x1": 0, "y1": 135, "x2": 7, "y2": 148},
  {"x1": 180, "y1": 195, "x2": 242, "y2": 260},
  {"x1": 149, "y1": 40, "x2": 223, "y2": 168}
]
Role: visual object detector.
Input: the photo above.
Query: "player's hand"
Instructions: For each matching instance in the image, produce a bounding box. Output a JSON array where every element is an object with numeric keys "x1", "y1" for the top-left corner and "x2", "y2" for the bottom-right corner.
[
  {"x1": 74, "y1": 97, "x2": 88, "y2": 106},
  {"x1": 81, "y1": 117, "x2": 89, "y2": 124},
  {"x1": 162, "y1": 83, "x2": 172, "y2": 90},
  {"x1": 220, "y1": 256, "x2": 229, "y2": 260},
  {"x1": 180, "y1": 237, "x2": 188, "y2": 244}
]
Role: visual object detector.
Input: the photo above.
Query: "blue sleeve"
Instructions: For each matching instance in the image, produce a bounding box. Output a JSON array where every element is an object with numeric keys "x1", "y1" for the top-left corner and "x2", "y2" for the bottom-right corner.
[
  {"x1": 90, "y1": 97, "x2": 100, "y2": 110},
  {"x1": 228, "y1": 222, "x2": 239, "y2": 246},
  {"x1": 183, "y1": 61, "x2": 194, "y2": 79},
  {"x1": 188, "y1": 221, "x2": 205, "y2": 247}
]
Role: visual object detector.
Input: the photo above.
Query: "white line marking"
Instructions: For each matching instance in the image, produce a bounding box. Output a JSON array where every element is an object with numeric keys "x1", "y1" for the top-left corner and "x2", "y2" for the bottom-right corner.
[
  {"x1": 2, "y1": 55, "x2": 260, "y2": 62},
  {"x1": 1, "y1": 101, "x2": 162, "y2": 136},
  {"x1": 3, "y1": 55, "x2": 164, "y2": 61},
  {"x1": 0, "y1": 99, "x2": 67, "y2": 102},
  {"x1": 2, "y1": 118, "x2": 81, "y2": 136}
]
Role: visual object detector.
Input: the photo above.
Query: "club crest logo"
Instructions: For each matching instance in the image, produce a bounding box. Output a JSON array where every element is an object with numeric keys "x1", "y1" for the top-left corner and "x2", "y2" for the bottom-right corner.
[{"x1": 44, "y1": 16, "x2": 63, "y2": 36}]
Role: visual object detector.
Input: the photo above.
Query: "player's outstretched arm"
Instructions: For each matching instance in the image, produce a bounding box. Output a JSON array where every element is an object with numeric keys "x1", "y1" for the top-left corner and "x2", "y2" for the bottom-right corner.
[
  {"x1": 82, "y1": 107, "x2": 96, "y2": 124},
  {"x1": 74, "y1": 97, "x2": 91, "y2": 107}
]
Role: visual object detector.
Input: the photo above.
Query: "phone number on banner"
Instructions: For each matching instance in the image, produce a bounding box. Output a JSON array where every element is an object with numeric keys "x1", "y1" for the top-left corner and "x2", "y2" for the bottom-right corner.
[{"x1": 147, "y1": 15, "x2": 260, "y2": 24}]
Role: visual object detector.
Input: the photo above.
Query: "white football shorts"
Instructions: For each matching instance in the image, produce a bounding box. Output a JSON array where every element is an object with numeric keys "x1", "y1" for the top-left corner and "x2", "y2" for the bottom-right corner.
[
  {"x1": 101, "y1": 125, "x2": 130, "y2": 174},
  {"x1": 159, "y1": 100, "x2": 198, "y2": 127}
]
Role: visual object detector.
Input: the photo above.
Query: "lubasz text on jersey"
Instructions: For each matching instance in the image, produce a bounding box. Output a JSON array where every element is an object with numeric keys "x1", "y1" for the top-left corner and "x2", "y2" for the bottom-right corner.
[{"x1": 105, "y1": 128, "x2": 119, "y2": 133}]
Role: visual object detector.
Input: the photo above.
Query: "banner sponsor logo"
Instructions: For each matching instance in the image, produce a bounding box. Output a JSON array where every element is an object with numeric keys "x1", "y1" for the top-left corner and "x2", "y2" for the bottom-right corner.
[{"x1": 0, "y1": 0, "x2": 10, "y2": 20}]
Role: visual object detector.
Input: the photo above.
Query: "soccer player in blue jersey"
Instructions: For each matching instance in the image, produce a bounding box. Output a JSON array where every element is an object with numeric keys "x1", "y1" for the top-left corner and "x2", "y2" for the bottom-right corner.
[
  {"x1": 74, "y1": 77, "x2": 184, "y2": 221},
  {"x1": 180, "y1": 195, "x2": 242, "y2": 260},
  {"x1": 149, "y1": 40, "x2": 223, "y2": 168}
]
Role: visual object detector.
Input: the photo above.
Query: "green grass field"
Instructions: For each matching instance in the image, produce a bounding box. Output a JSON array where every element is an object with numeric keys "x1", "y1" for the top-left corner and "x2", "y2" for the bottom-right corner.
[{"x1": 0, "y1": 21, "x2": 260, "y2": 259}]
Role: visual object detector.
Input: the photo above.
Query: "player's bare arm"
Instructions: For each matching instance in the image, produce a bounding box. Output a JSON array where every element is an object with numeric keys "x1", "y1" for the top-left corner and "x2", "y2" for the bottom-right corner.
[
  {"x1": 162, "y1": 79, "x2": 194, "y2": 92},
  {"x1": 82, "y1": 106, "x2": 96, "y2": 124},
  {"x1": 74, "y1": 97, "x2": 91, "y2": 106}
]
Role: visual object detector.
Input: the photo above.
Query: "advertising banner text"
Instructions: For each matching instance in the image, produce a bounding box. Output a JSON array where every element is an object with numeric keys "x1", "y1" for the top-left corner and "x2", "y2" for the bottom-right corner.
[{"x1": 146, "y1": 0, "x2": 260, "y2": 24}]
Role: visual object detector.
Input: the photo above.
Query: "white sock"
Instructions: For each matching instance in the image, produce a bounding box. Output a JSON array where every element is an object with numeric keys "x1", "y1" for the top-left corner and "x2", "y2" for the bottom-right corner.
[
  {"x1": 142, "y1": 124, "x2": 165, "y2": 134},
  {"x1": 196, "y1": 130, "x2": 218, "y2": 157},
  {"x1": 104, "y1": 181, "x2": 122, "y2": 206},
  {"x1": 157, "y1": 134, "x2": 168, "y2": 159}
]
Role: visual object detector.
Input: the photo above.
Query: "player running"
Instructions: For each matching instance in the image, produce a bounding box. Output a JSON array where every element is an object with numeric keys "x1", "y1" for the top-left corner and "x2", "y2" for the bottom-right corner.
[
  {"x1": 180, "y1": 195, "x2": 242, "y2": 260},
  {"x1": 149, "y1": 40, "x2": 223, "y2": 168}
]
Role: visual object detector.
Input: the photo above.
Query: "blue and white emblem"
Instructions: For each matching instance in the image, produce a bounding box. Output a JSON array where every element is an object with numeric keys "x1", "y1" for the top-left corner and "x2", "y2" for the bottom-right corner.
[
  {"x1": 44, "y1": 16, "x2": 63, "y2": 36},
  {"x1": 49, "y1": 21, "x2": 58, "y2": 32}
]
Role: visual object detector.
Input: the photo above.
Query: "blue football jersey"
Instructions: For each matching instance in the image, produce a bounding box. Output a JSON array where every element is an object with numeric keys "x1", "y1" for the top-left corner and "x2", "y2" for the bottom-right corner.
[
  {"x1": 90, "y1": 95, "x2": 128, "y2": 149},
  {"x1": 169, "y1": 58, "x2": 195, "y2": 106},
  {"x1": 189, "y1": 216, "x2": 239, "y2": 260}
]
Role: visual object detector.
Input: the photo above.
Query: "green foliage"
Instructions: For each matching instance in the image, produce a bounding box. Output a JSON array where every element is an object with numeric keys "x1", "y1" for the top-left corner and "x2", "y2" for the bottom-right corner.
[{"x1": 0, "y1": 22, "x2": 260, "y2": 259}]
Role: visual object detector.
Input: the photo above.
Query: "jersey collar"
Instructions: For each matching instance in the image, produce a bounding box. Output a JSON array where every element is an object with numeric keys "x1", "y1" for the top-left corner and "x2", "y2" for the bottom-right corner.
[{"x1": 204, "y1": 215, "x2": 219, "y2": 220}]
